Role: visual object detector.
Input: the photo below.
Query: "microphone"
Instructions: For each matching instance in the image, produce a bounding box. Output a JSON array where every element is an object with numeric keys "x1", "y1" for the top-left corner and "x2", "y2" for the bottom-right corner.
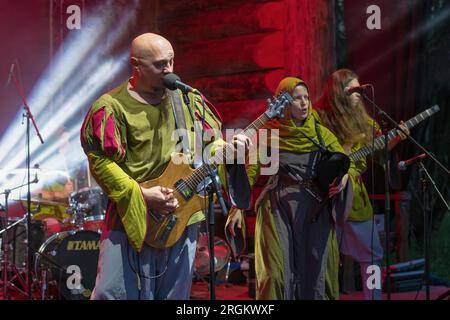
[
  {"x1": 162, "y1": 73, "x2": 198, "y2": 94},
  {"x1": 398, "y1": 153, "x2": 427, "y2": 171},
  {"x1": 343, "y1": 84, "x2": 371, "y2": 95}
]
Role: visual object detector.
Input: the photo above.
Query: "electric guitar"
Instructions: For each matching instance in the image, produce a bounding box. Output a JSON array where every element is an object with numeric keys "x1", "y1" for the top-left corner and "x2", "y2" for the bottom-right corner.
[
  {"x1": 317, "y1": 105, "x2": 440, "y2": 193},
  {"x1": 349, "y1": 105, "x2": 440, "y2": 163},
  {"x1": 140, "y1": 92, "x2": 293, "y2": 249}
]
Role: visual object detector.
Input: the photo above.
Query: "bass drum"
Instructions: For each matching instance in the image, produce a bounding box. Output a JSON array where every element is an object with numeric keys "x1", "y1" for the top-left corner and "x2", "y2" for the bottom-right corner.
[{"x1": 34, "y1": 230, "x2": 100, "y2": 300}]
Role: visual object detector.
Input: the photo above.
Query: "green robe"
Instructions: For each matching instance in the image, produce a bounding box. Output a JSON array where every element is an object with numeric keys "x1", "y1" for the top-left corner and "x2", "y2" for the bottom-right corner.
[{"x1": 246, "y1": 111, "x2": 354, "y2": 299}]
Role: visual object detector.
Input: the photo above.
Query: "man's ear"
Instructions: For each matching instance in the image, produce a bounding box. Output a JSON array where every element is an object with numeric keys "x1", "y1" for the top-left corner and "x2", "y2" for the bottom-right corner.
[{"x1": 130, "y1": 57, "x2": 139, "y2": 68}]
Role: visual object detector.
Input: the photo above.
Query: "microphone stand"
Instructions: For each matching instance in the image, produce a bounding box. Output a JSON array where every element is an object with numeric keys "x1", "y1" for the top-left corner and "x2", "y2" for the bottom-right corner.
[
  {"x1": 381, "y1": 117, "x2": 392, "y2": 300},
  {"x1": 181, "y1": 90, "x2": 229, "y2": 300},
  {"x1": 361, "y1": 91, "x2": 450, "y2": 300},
  {"x1": 11, "y1": 66, "x2": 45, "y2": 300},
  {"x1": 362, "y1": 93, "x2": 448, "y2": 176},
  {"x1": 417, "y1": 161, "x2": 450, "y2": 300},
  {"x1": 362, "y1": 91, "x2": 404, "y2": 299}
]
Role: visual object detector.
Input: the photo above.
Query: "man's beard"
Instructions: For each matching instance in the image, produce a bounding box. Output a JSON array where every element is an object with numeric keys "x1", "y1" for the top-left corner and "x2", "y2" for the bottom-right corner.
[
  {"x1": 138, "y1": 84, "x2": 167, "y2": 98},
  {"x1": 149, "y1": 86, "x2": 166, "y2": 96}
]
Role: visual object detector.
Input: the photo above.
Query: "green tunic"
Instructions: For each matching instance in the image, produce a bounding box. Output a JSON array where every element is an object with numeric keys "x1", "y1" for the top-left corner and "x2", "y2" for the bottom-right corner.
[
  {"x1": 80, "y1": 80, "x2": 223, "y2": 251},
  {"x1": 346, "y1": 142, "x2": 373, "y2": 221},
  {"x1": 339, "y1": 118, "x2": 382, "y2": 222}
]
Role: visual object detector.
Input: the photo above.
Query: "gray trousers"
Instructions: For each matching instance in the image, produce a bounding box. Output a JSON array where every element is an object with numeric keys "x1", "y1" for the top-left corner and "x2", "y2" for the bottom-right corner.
[
  {"x1": 337, "y1": 220, "x2": 383, "y2": 300},
  {"x1": 91, "y1": 223, "x2": 198, "y2": 300}
]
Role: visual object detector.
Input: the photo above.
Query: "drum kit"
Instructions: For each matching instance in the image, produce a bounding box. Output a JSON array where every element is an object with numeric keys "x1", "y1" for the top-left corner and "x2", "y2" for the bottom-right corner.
[
  {"x1": 1, "y1": 168, "x2": 233, "y2": 300},
  {"x1": 0, "y1": 185, "x2": 106, "y2": 300},
  {"x1": 194, "y1": 233, "x2": 231, "y2": 277}
]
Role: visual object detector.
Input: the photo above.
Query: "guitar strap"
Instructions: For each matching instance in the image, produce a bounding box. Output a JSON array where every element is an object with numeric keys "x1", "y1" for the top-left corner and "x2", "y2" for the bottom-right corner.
[
  {"x1": 314, "y1": 119, "x2": 327, "y2": 151},
  {"x1": 295, "y1": 119, "x2": 328, "y2": 178},
  {"x1": 169, "y1": 90, "x2": 192, "y2": 157},
  {"x1": 309, "y1": 120, "x2": 332, "y2": 221},
  {"x1": 170, "y1": 90, "x2": 206, "y2": 168}
]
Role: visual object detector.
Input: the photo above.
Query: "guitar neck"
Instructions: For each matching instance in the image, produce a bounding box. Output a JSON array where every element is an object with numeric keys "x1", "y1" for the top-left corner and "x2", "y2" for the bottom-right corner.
[
  {"x1": 185, "y1": 112, "x2": 270, "y2": 189},
  {"x1": 350, "y1": 106, "x2": 439, "y2": 162}
]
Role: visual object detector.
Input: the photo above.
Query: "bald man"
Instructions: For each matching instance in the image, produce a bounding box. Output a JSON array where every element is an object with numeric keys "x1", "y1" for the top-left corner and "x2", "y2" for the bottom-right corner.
[{"x1": 80, "y1": 33, "x2": 251, "y2": 300}]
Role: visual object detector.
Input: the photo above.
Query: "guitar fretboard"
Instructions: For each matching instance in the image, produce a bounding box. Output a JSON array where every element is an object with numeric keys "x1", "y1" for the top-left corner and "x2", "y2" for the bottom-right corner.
[
  {"x1": 350, "y1": 105, "x2": 439, "y2": 162},
  {"x1": 181, "y1": 113, "x2": 271, "y2": 191}
]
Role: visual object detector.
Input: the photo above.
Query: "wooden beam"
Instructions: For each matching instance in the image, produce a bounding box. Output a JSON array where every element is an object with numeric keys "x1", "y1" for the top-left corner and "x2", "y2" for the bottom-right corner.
[
  {"x1": 284, "y1": 0, "x2": 335, "y2": 99},
  {"x1": 190, "y1": 69, "x2": 285, "y2": 102},
  {"x1": 160, "y1": 2, "x2": 285, "y2": 43},
  {"x1": 174, "y1": 32, "x2": 284, "y2": 79},
  {"x1": 160, "y1": 0, "x2": 276, "y2": 16},
  {"x1": 213, "y1": 99, "x2": 269, "y2": 127}
]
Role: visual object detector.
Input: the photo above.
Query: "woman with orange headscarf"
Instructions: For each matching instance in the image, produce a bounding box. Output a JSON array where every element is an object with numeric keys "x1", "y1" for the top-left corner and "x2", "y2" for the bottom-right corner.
[{"x1": 228, "y1": 77, "x2": 355, "y2": 299}]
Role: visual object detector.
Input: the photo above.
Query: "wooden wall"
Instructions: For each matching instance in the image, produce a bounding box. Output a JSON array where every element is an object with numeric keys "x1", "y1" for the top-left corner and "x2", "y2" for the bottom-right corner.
[{"x1": 156, "y1": 0, "x2": 336, "y2": 127}]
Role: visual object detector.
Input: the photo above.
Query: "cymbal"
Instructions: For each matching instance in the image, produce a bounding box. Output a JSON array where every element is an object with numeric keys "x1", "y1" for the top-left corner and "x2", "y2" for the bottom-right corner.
[
  {"x1": 14, "y1": 198, "x2": 68, "y2": 207},
  {"x1": 4, "y1": 168, "x2": 70, "y2": 176}
]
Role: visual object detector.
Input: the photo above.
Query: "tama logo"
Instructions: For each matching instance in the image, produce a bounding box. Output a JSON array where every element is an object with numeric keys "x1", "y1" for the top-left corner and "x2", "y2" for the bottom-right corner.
[{"x1": 66, "y1": 240, "x2": 100, "y2": 251}]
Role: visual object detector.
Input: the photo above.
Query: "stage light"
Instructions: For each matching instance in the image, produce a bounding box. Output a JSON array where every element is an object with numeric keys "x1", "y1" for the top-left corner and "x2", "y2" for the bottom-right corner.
[
  {"x1": 0, "y1": 0, "x2": 140, "y2": 194},
  {"x1": 0, "y1": 53, "x2": 127, "y2": 174},
  {"x1": 357, "y1": 6, "x2": 450, "y2": 75},
  {"x1": 0, "y1": 0, "x2": 139, "y2": 165}
]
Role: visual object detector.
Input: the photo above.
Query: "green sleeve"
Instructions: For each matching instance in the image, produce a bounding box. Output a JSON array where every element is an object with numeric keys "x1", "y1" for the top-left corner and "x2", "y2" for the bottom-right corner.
[
  {"x1": 88, "y1": 152, "x2": 147, "y2": 251},
  {"x1": 347, "y1": 144, "x2": 374, "y2": 221},
  {"x1": 81, "y1": 102, "x2": 147, "y2": 251},
  {"x1": 246, "y1": 162, "x2": 261, "y2": 188}
]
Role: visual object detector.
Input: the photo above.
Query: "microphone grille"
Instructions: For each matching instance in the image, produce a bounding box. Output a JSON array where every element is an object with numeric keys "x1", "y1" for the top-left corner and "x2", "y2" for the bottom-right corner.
[
  {"x1": 162, "y1": 73, "x2": 181, "y2": 90},
  {"x1": 398, "y1": 161, "x2": 407, "y2": 171}
]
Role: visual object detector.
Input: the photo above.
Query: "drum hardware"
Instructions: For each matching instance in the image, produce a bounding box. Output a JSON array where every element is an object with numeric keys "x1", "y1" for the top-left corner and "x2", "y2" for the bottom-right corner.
[
  {"x1": 17, "y1": 198, "x2": 68, "y2": 208},
  {"x1": 1, "y1": 215, "x2": 53, "y2": 299},
  {"x1": 66, "y1": 187, "x2": 107, "y2": 232},
  {"x1": 2, "y1": 184, "x2": 106, "y2": 299},
  {"x1": 2, "y1": 195, "x2": 70, "y2": 299},
  {"x1": 194, "y1": 233, "x2": 231, "y2": 277},
  {"x1": 40, "y1": 268, "x2": 47, "y2": 300},
  {"x1": 1, "y1": 177, "x2": 39, "y2": 300},
  {"x1": 33, "y1": 241, "x2": 70, "y2": 300}
]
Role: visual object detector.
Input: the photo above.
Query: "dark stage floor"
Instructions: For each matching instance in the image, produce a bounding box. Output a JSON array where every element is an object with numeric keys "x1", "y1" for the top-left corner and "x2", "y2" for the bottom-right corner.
[
  {"x1": 190, "y1": 281, "x2": 450, "y2": 301},
  {"x1": 0, "y1": 279, "x2": 448, "y2": 300}
]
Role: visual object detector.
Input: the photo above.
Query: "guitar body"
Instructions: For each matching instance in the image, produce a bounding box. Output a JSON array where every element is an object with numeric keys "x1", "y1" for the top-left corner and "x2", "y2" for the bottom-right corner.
[
  {"x1": 317, "y1": 151, "x2": 350, "y2": 196},
  {"x1": 140, "y1": 153, "x2": 209, "y2": 249}
]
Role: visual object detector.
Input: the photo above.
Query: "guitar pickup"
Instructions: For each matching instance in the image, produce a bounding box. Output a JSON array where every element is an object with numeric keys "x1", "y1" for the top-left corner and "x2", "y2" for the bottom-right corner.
[
  {"x1": 159, "y1": 215, "x2": 177, "y2": 246},
  {"x1": 175, "y1": 179, "x2": 193, "y2": 200},
  {"x1": 149, "y1": 209, "x2": 164, "y2": 222}
]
